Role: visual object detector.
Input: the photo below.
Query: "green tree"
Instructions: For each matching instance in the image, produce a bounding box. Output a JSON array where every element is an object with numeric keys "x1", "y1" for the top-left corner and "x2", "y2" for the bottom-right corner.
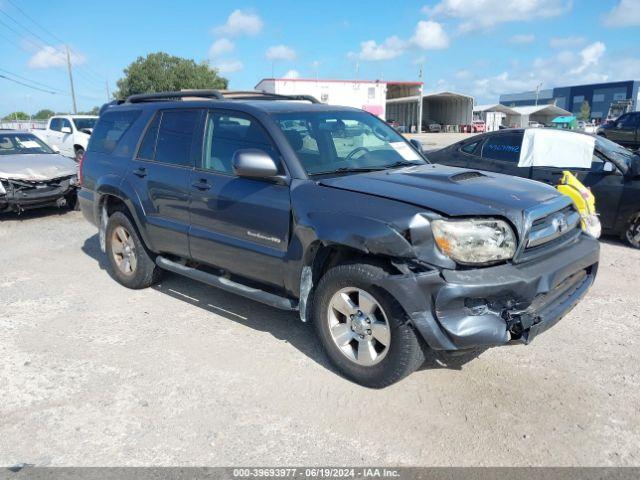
[
  {"x1": 579, "y1": 100, "x2": 591, "y2": 121},
  {"x1": 114, "y1": 52, "x2": 228, "y2": 99},
  {"x1": 34, "y1": 109, "x2": 55, "y2": 120},
  {"x1": 2, "y1": 111, "x2": 29, "y2": 121},
  {"x1": 78, "y1": 106, "x2": 100, "y2": 115}
]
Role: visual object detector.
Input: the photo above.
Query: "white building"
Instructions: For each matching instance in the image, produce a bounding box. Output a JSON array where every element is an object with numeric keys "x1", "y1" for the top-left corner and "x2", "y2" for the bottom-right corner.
[
  {"x1": 255, "y1": 77, "x2": 424, "y2": 132},
  {"x1": 255, "y1": 78, "x2": 475, "y2": 132}
]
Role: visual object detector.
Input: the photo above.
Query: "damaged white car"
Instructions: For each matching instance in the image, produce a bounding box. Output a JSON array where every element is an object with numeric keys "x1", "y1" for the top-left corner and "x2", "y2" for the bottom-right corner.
[{"x1": 0, "y1": 130, "x2": 79, "y2": 213}]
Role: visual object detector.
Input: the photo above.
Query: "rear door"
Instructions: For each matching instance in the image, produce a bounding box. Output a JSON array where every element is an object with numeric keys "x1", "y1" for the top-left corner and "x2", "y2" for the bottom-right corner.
[
  {"x1": 478, "y1": 132, "x2": 529, "y2": 178},
  {"x1": 188, "y1": 109, "x2": 291, "y2": 288},
  {"x1": 126, "y1": 108, "x2": 203, "y2": 258}
]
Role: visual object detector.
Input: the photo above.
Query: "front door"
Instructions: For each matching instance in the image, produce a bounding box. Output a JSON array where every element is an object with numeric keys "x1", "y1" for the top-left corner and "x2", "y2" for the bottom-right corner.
[
  {"x1": 125, "y1": 108, "x2": 203, "y2": 258},
  {"x1": 608, "y1": 113, "x2": 640, "y2": 148},
  {"x1": 59, "y1": 118, "x2": 75, "y2": 157},
  {"x1": 188, "y1": 109, "x2": 291, "y2": 288}
]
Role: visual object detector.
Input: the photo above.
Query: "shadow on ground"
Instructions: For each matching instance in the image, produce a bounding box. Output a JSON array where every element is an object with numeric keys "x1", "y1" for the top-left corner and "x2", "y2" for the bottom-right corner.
[
  {"x1": 80, "y1": 233, "x2": 481, "y2": 381},
  {"x1": 0, "y1": 206, "x2": 75, "y2": 222}
]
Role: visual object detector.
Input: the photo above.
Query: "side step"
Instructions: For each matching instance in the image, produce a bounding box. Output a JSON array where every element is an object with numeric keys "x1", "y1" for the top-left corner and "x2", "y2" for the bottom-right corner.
[{"x1": 155, "y1": 256, "x2": 298, "y2": 311}]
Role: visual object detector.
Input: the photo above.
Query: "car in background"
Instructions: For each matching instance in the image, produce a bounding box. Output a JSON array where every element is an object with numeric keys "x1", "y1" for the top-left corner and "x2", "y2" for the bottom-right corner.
[
  {"x1": 426, "y1": 128, "x2": 640, "y2": 247},
  {"x1": 0, "y1": 130, "x2": 79, "y2": 213},
  {"x1": 528, "y1": 121, "x2": 544, "y2": 128},
  {"x1": 423, "y1": 119, "x2": 442, "y2": 132},
  {"x1": 32, "y1": 115, "x2": 98, "y2": 162},
  {"x1": 597, "y1": 111, "x2": 640, "y2": 150},
  {"x1": 471, "y1": 120, "x2": 485, "y2": 133}
]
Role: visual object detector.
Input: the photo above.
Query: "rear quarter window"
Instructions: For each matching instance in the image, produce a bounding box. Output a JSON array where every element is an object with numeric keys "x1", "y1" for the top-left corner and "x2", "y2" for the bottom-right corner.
[{"x1": 88, "y1": 109, "x2": 141, "y2": 154}]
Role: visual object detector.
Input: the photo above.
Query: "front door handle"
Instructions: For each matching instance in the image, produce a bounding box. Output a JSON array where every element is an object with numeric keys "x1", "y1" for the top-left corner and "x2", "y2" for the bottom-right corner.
[
  {"x1": 191, "y1": 179, "x2": 211, "y2": 191},
  {"x1": 133, "y1": 167, "x2": 147, "y2": 178}
]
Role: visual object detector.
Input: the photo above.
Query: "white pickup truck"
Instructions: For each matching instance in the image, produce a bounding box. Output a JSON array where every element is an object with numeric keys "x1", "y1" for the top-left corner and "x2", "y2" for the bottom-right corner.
[{"x1": 33, "y1": 115, "x2": 98, "y2": 161}]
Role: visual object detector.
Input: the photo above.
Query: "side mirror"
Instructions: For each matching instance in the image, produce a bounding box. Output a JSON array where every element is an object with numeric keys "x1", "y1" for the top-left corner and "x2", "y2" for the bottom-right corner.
[
  {"x1": 233, "y1": 149, "x2": 279, "y2": 179},
  {"x1": 61, "y1": 126, "x2": 72, "y2": 134},
  {"x1": 409, "y1": 138, "x2": 424, "y2": 153},
  {"x1": 51, "y1": 145, "x2": 60, "y2": 153},
  {"x1": 603, "y1": 161, "x2": 615, "y2": 172}
]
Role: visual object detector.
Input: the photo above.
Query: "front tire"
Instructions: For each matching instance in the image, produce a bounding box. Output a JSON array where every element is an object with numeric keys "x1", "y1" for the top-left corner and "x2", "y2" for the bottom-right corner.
[
  {"x1": 312, "y1": 263, "x2": 425, "y2": 388},
  {"x1": 625, "y1": 212, "x2": 640, "y2": 249},
  {"x1": 105, "y1": 211, "x2": 162, "y2": 289}
]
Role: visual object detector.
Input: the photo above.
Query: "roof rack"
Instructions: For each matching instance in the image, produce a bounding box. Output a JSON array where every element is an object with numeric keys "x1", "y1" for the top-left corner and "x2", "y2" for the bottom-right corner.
[
  {"x1": 221, "y1": 90, "x2": 320, "y2": 103},
  {"x1": 125, "y1": 89, "x2": 224, "y2": 104}
]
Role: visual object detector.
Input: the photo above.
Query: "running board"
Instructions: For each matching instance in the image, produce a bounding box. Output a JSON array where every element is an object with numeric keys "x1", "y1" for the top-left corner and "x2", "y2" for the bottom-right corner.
[{"x1": 155, "y1": 256, "x2": 298, "y2": 311}]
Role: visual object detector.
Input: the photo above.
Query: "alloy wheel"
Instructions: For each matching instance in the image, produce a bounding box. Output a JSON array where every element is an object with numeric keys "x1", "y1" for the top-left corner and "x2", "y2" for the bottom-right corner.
[
  {"x1": 111, "y1": 226, "x2": 137, "y2": 275},
  {"x1": 327, "y1": 287, "x2": 391, "y2": 366}
]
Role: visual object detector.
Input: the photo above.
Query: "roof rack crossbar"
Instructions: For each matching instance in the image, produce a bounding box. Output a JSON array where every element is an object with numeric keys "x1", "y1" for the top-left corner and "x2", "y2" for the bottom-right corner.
[
  {"x1": 223, "y1": 90, "x2": 320, "y2": 103},
  {"x1": 125, "y1": 89, "x2": 224, "y2": 104}
]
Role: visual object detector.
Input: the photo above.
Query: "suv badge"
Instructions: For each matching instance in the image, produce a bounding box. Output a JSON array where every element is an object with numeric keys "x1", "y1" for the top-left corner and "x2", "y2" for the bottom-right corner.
[{"x1": 247, "y1": 230, "x2": 282, "y2": 244}]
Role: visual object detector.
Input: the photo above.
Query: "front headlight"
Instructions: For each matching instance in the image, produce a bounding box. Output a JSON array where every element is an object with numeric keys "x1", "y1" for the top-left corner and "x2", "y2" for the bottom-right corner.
[{"x1": 431, "y1": 218, "x2": 517, "y2": 265}]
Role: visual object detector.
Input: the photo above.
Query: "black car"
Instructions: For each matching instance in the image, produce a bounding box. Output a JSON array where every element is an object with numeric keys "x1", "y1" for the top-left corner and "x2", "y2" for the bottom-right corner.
[
  {"x1": 79, "y1": 90, "x2": 599, "y2": 387},
  {"x1": 427, "y1": 128, "x2": 640, "y2": 248},
  {"x1": 597, "y1": 111, "x2": 640, "y2": 150}
]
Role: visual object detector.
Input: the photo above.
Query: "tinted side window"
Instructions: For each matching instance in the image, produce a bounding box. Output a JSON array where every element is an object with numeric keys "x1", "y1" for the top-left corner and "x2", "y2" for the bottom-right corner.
[
  {"x1": 88, "y1": 110, "x2": 141, "y2": 154},
  {"x1": 203, "y1": 111, "x2": 278, "y2": 174},
  {"x1": 619, "y1": 113, "x2": 640, "y2": 128},
  {"x1": 481, "y1": 134, "x2": 522, "y2": 163},
  {"x1": 49, "y1": 118, "x2": 61, "y2": 131},
  {"x1": 154, "y1": 110, "x2": 200, "y2": 166},
  {"x1": 137, "y1": 113, "x2": 160, "y2": 160},
  {"x1": 460, "y1": 141, "x2": 479, "y2": 154}
]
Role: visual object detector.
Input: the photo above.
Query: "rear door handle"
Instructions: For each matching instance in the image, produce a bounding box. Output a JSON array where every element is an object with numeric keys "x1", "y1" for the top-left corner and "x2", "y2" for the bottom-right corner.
[
  {"x1": 191, "y1": 179, "x2": 211, "y2": 191},
  {"x1": 133, "y1": 167, "x2": 147, "y2": 178}
]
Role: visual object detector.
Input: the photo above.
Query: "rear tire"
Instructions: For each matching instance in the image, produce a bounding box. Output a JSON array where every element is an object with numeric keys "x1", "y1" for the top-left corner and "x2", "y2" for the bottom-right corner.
[
  {"x1": 312, "y1": 262, "x2": 425, "y2": 388},
  {"x1": 105, "y1": 211, "x2": 162, "y2": 289}
]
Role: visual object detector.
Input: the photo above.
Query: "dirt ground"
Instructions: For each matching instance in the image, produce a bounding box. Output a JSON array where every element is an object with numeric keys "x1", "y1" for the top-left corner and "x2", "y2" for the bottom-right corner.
[{"x1": 0, "y1": 205, "x2": 638, "y2": 467}]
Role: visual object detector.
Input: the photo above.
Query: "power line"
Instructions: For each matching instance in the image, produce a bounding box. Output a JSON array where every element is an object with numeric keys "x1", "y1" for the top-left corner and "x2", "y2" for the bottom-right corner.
[
  {"x1": 2, "y1": 1, "x2": 106, "y2": 83},
  {"x1": 0, "y1": 73, "x2": 58, "y2": 94},
  {"x1": 0, "y1": 67, "x2": 68, "y2": 93}
]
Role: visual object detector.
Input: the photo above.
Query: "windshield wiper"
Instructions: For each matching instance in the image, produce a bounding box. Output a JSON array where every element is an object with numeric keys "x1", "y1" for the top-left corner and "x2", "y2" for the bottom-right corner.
[
  {"x1": 311, "y1": 166, "x2": 388, "y2": 175},
  {"x1": 385, "y1": 160, "x2": 425, "y2": 169}
]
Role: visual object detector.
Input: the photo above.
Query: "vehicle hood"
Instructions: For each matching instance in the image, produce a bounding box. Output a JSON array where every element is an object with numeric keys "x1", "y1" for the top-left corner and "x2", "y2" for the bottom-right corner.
[
  {"x1": 318, "y1": 164, "x2": 559, "y2": 221},
  {"x1": 0, "y1": 153, "x2": 77, "y2": 181}
]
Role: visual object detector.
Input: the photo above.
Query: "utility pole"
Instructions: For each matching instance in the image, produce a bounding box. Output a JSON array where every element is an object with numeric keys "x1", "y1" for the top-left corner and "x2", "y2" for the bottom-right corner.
[
  {"x1": 417, "y1": 63, "x2": 424, "y2": 133},
  {"x1": 535, "y1": 82, "x2": 543, "y2": 106},
  {"x1": 105, "y1": 78, "x2": 110, "y2": 101},
  {"x1": 66, "y1": 45, "x2": 77, "y2": 114}
]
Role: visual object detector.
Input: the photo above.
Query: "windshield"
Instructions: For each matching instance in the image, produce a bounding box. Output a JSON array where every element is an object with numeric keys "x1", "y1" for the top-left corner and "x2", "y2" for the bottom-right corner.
[
  {"x1": 0, "y1": 133, "x2": 55, "y2": 155},
  {"x1": 73, "y1": 118, "x2": 97, "y2": 131},
  {"x1": 273, "y1": 110, "x2": 426, "y2": 175},
  {"x1": 595, "y1": 135, "x2": 638, "y2": 170}
]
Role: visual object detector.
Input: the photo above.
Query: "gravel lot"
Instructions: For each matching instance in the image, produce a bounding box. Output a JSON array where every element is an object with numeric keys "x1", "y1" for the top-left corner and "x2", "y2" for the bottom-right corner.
[{"x1": 1, "y1": 140, "x2": 639, "y2": 466}]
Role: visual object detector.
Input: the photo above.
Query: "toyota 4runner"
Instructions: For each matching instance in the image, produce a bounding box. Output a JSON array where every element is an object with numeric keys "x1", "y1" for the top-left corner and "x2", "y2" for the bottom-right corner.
[{"x1": 79, "y1": 90, "x2": 600, "y2": 387}]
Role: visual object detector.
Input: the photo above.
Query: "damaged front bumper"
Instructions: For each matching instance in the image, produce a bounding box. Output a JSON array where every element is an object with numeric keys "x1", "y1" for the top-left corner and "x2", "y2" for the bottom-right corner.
[
  {"x1": 379, "y1": 233, "x2": 600, "y2": 351},
  {"x1": 0, "y1": 176, "x2": 77, "y2": 212}
]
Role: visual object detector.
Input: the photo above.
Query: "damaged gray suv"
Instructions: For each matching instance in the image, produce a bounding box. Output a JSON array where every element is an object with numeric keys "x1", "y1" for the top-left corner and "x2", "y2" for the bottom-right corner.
[{"x1": 78, "y1": 90, "x2": 600, "y2": 387}]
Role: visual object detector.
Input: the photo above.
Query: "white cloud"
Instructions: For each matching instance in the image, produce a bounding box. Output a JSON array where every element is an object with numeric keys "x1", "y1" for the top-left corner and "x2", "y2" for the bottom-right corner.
[
  {"x1": 265, "y1": 45, "x2": 297, "y2": 61},
  {"x1": 454, "y1": 69, "x2": 471, "y2": 79},
  {"x1": 604, "y1": 0, "x2": 640, "y2": 27},
  {"x1": 354, "y1": 36, "x2": 406, "y2": 61},
  {"x1": 411, "y1": 21, "x2": 450, "y2": 49},
  {"x1": 214, "y1": 9, "x2": 263, "y2": 36},
  {"x1": 424, "y1": 0, "x2": 571, "y2": 32},
  {"x1": 549, "y1": 35, "x2": 586, "y2": 48},
  {"x1": 509, "y1": 34, "x2": 535, "y2": 44},
  {"x1": 570, "y1": 41, "x2": 606, "y2": 74},
  {"x1": 208, "y1": 38, "x2": 234, "y2": 58},
  {"x1": 283, "y1": 69, "x2": 300, "y2": 79},
  {"x1": 215, "y1": 59, "x2": 244, "y2": 73},
  {"x1": 28, "y1": 45, "x2": 85, "y2": 69}
]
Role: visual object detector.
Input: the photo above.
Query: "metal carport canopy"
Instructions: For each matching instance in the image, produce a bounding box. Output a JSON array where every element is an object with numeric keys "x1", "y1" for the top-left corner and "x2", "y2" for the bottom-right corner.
[
  {"x1": 422, "y1": 91, "x2": 474, "y2": 125},
  {"x1": 509, "y1": 104, "x2": 572, "y2": 127},
  {"x1": 473, "y1": 104, "x2": 518, "y2": 115}
]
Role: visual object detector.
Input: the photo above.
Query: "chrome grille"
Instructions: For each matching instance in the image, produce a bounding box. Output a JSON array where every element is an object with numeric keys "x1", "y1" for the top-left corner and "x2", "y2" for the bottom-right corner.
[{"x1": 514, "y1": 196, "x2": 582, "y2": 263}]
